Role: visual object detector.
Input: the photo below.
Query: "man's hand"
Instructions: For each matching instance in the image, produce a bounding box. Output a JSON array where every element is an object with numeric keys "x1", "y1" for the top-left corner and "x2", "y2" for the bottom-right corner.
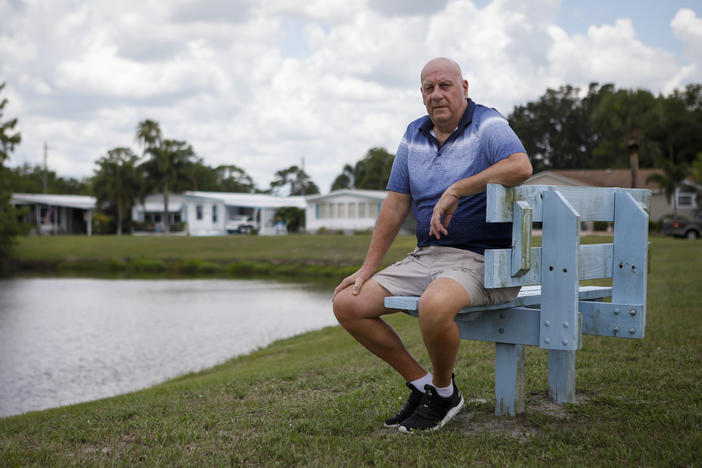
[
  {"x1": 332, "y1": 266, "x2": 375, "y2": 301},
  {"x1": 429, "y1": 190, "x2": 459, "y2": 239}
]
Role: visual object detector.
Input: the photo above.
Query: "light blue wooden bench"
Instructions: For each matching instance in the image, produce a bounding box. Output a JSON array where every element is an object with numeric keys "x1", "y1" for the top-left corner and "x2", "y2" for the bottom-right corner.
[{"x1": 385, "y1": 183, "x2": 651, "y2": 416}]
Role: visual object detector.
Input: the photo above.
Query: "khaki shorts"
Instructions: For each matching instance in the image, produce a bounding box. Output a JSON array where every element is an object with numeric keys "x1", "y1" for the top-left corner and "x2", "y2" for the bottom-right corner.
[{"x1": 373, "y1": 246, "x2": 520, "y2": 307}]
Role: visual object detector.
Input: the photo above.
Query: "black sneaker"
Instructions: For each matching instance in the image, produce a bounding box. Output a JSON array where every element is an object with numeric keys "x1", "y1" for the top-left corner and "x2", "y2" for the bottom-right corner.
[
  {"x1": 398, "y1": 379, "x2": 464, "y2": 433},
  {"x1": 383, "y1": 383, "x2": 424, "y2": 428}
]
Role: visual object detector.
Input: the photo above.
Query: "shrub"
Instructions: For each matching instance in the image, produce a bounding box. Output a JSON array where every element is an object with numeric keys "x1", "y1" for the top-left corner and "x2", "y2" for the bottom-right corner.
[
  {"x1": 108, "y1": 258, "x2": 127, "y2": 271},
  {"x1": 179, "y1": 259, "x2": 203, "y2": 274},
  {"x1": 129, "y1": 258, "x2": 168, "y2": 273},
  {"x1": 197, "y1": 261, "x2": 223, "y2": 274},
  {"x1": 593, "y1": 221, "x2": 610, "y2": 232}
]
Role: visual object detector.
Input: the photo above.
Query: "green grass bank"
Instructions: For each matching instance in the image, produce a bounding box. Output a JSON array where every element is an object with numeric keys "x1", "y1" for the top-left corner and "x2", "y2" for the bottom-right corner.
[
  {"x1": 1, "y1": 235, "x2": 700, "y2": 465},
  {"x1": 6, "y1": 234, "x2": 420, "y2": 279}
]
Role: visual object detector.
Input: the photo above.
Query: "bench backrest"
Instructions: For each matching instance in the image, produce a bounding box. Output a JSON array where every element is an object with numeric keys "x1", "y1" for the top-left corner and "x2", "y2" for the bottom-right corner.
[{"x1": 483, "y1": 184, "x2": 651, "y2": 351}]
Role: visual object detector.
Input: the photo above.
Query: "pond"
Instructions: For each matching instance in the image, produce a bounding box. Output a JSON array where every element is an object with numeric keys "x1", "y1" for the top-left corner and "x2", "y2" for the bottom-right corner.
[{"x1": 0, "y1": 277, "x2": 336, "y2": 417}]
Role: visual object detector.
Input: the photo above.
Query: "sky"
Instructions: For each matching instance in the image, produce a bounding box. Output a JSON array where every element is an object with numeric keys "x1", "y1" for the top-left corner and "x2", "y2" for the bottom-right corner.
[{"x1": 1, "y1": 0, "x2": 701, "y2": 193}]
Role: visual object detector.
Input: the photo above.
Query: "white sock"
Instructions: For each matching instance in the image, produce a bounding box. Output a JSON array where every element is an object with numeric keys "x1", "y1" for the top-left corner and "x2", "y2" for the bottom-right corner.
[
  {"x1": 410, "y1": 373, "x2": 433, "y2": 393},
  {"x1": 435, "y1": 382, "x2": 454, "y2": 398}
]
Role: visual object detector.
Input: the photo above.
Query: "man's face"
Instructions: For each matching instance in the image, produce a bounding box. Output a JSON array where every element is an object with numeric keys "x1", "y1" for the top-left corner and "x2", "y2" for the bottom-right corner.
[{"x1": 420, "y1": 61, "x2": 468, "y2": 129}]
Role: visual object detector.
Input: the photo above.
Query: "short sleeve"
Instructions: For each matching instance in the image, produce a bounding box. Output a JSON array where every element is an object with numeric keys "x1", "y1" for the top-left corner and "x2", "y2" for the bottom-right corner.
[
  {"x1": 479, "y1": 111, "x2": 526, "y2": 165},
  {"x1": 386, "y1": 134, "x2": 410, "y2": 194}
]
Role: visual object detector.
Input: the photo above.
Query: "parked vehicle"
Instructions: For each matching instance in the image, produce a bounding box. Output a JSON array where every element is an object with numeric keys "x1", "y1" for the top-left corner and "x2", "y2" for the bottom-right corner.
[
  {"x1": 662, "y1": 212, "x2": 702, "y2": 239},
  {"x1": 225, "y1": 215, "x2": 257, "y2": 234}
]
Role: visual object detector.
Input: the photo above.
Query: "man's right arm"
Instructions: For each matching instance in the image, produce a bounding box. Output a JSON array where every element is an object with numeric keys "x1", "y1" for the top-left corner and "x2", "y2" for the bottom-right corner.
[{"x1": 333, "y1": 191, "x2": 411, "y2": 299}]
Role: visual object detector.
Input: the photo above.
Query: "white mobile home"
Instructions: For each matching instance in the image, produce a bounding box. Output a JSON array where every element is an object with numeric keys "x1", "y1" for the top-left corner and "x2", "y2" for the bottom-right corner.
[
  {"x1": 11, "y1": 193, "x2": 95, "y2": 235},
  {"x1": 132, "y1": 192, "x2": 307, "y2": 236},
  {"x1": 305, "y1": 189, "x2": 416, "y2": 234}
]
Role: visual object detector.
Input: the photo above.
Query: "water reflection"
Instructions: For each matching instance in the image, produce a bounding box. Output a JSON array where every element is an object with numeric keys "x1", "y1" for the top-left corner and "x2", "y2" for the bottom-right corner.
[{"x1": 0, "y1": 278, "x2": 335, "y2": 417}]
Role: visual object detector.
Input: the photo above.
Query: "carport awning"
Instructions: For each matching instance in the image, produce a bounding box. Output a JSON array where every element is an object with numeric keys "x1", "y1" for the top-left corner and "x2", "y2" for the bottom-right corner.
[{"x1": 11, "y1": 193, "x2": 96, "y2": 210}]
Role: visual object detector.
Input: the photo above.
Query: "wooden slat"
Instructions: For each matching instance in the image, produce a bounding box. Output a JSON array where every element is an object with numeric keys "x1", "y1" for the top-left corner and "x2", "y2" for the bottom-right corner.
[
  {"x1": 484, "y1": 244, "x2": 613, "y2": 288},
  {"x1": 486, "y1": 184, "x2": 651, "y2": 223},
  {"x1": 612, "y1": 192, "x2": 649, "y2": 338},
  {"x1": 511, "y1": 200, "x2": 533, "y2": 276},
  {"x1": 579, "y1": 301, "x2": 645, "y2": 339},
  {"x1": 384, "y1": 285, "x2": 612, "y2": 315},
  {"x1": 540, "y1": 191, "x2": 580, "y2": 351}
]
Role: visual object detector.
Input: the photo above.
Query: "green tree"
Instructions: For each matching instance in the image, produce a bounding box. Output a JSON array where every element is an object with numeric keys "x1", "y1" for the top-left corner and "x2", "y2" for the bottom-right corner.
[
  {"x1": 273, "y1": 206, "x2": 305, "y2": 233},
  {"x1": 136, "y1": 120, "x2": 196, "y2": 233},
  {"x1": 691, "y1": 153, "x2": 702, "y2": 186},
  {"x1": 215, "y1": 164, "x2": 256, "y2": 193},
  {"x1": 331, "y1": 164, "x2": 355, "y2": 191},
  {"x1": 0, "y1": 82, "x2": 23, "y2": 259},
  {"x1": 135, "y1": 119, "x2": 162, "y2": 150},
  {"x1": 646, "y1": 158, "x2": 690, "y2": 218},
  {"x1": 188, "y1": 158, "x2": 219, "y2": 191},
  {"x1": 269, "y1": 165, "x2": 319, "y2": 196},
  {"x1": 92, "y1": 147, "x2": 142, "y2": 235},
  {"x1": 509, "y1": 83, "x2": 615, "y2": 171},
  {"x1": 5, "y1": 163, "x2": 90, "y2": 194},
  {"x1": 139, "y1": 139, "x2": 197, "y2": 233},
  {"x1": 590, "y1": 88, "x2": 659, "y2": 187},
  {"x1": 689, "y1": 153, "x2": 702, "y2": 205},
  {"x1": 353, "y1": 147, "x2": 394, "y2": 190},
  {"x1": 650, "y1": 91, "x2": 702, "y2": 167}
]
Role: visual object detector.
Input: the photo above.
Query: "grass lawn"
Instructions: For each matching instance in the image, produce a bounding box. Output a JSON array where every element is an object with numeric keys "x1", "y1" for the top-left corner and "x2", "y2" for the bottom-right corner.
[
  {"x1": 11, "y1": 233, "x2": 418, "y2": 265},
  {"x1": 0, "y1": 235, "x2": 700, "y2": 465},
  {"x1": 8, "y1": 234, "x2": 419, "y2": 278}
]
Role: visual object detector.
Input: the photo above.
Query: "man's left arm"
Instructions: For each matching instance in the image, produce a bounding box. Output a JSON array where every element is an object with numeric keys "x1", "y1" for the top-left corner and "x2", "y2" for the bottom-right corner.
[{"x1": 429, "y1": 152, "x2": 532, "y2": 239}]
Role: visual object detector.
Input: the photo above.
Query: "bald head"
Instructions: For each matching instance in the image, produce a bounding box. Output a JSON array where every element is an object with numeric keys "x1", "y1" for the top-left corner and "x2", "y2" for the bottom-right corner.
[
  {"x1": 419, "y1": 57, "x2": 469, "y2": 133},
  {"x1": 420, "y1": 57, "x2": 464, "y2": 83}
]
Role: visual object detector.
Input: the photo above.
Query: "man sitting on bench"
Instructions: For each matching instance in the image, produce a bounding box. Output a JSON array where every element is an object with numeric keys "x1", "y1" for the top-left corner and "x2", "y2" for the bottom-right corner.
[{"x1": 332, "y1": 57, "x2": 533, "y2": 433}]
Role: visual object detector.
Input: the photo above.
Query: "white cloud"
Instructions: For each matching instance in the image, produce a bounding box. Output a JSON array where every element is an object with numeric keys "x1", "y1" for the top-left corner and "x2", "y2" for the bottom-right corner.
[
  {"x1": 1, "y1": 0, "x2": 700, "y2": 192},
  {"x1": 546, "y1": 19, "x2": 683, "y2": 93},
  {"x1": 670, "y1": 8, "x2": 702, "y2": 88}
]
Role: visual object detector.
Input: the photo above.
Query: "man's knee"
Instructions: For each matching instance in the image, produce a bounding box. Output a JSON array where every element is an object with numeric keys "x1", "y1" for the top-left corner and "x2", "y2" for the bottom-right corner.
[
  {"x1": 332, "y1": 288, "x2": 357, "y2": 324},
  {"x1": 417, "y1": 286, "x2": 467, "y2": 329},
  {"x1": 332, "y1": 282, "x2": 387, "y2": 324}
]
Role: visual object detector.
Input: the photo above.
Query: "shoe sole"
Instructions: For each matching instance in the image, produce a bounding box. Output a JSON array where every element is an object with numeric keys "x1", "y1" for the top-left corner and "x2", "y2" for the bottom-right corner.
[{"x1": 398, "y1": 395, "x2": 464, "y2": 434}]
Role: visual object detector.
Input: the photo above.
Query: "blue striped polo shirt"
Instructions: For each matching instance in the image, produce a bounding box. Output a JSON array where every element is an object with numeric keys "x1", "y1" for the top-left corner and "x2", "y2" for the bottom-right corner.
[{"x1": 386, "y1": 99, "x2": 526, "y2": 255}]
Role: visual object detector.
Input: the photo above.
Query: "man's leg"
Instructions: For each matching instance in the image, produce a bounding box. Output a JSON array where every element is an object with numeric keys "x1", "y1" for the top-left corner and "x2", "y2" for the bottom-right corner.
[
  {"x1": 417, "y1": 277, "x2": 471, "y2": 388},
  {"x1": 333, "y1": 279, "x2": 427, "y2": 382},
  {"x1": 395, "y1": 277, "x2": 470, "y2": 433}
]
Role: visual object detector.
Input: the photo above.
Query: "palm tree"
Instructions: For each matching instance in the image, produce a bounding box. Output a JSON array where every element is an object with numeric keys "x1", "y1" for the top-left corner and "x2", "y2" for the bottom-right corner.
[
  {"x1": 590, "y1": 89, "x2": 658, "y2": 188},
  {"x1": 135, "y1": 120, "x2": 196, "y2": 233},
  {"x1": 135, "y1": 119, "x2": 162, "y2": 150},
  {"x1": 92, "y1": 148, "x2": 142, "y2": 235},
  {"x1": 646, "y1": 158, "x2": 690, "y2": 218},
  {"x1": 139, "y1": 139, "x2": 196, "y2": 233}
]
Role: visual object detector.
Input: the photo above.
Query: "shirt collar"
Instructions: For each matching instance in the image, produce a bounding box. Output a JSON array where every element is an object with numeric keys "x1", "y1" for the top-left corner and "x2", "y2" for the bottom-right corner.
[{"x1": 419, "y1": 98, "x2": 476, "y2": 138}]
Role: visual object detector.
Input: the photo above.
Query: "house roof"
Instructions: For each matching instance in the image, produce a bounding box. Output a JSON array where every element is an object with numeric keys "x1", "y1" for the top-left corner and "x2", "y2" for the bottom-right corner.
[
  {"x1": 185, "y1": 191, "x2": 307, "y2": 209},
  {"x1": 11, "y1": 193, "x2": 96, "y2": 210},
  {"x1": 527, "y1": 169, "x2": 665, "y2": 190},
  {"x1": 306, "y1": 189, "x2": 388, "y2": 202}
]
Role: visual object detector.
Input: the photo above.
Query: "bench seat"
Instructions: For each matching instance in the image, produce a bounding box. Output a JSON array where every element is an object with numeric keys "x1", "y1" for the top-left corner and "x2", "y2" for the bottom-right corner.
[
  {"x1": 385, "y1": 285, "x2": 643, "y2": 347},
  {"x1": 385, "y1": 285, "x2": 613, "y2": 315}
]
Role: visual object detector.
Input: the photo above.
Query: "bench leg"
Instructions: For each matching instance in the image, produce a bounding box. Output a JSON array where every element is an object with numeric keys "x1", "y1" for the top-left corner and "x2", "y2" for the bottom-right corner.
[
  {"x1": 494, "y1": 343, "x2": 525, "y2": 416},
  {"x1": 548, "y1": 349, "x2": 576, "y2": 403}
]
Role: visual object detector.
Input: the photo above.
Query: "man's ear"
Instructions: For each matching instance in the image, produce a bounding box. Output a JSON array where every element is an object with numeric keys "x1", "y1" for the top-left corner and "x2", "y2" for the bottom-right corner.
[{"x1": 463, "y1": 80, "x2": 469, "y2": 98}]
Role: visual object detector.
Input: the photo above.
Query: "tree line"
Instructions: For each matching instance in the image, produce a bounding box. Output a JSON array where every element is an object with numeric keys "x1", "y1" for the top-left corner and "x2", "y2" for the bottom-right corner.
[{"x1": 508, "y1": 82, "x2": 702, "y2": 200}]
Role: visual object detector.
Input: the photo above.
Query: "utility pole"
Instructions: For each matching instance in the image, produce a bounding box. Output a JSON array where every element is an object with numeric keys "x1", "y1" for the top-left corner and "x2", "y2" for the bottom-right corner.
[{"x1": 43, "y1": 142, "x2": 48, "y2": 194}]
